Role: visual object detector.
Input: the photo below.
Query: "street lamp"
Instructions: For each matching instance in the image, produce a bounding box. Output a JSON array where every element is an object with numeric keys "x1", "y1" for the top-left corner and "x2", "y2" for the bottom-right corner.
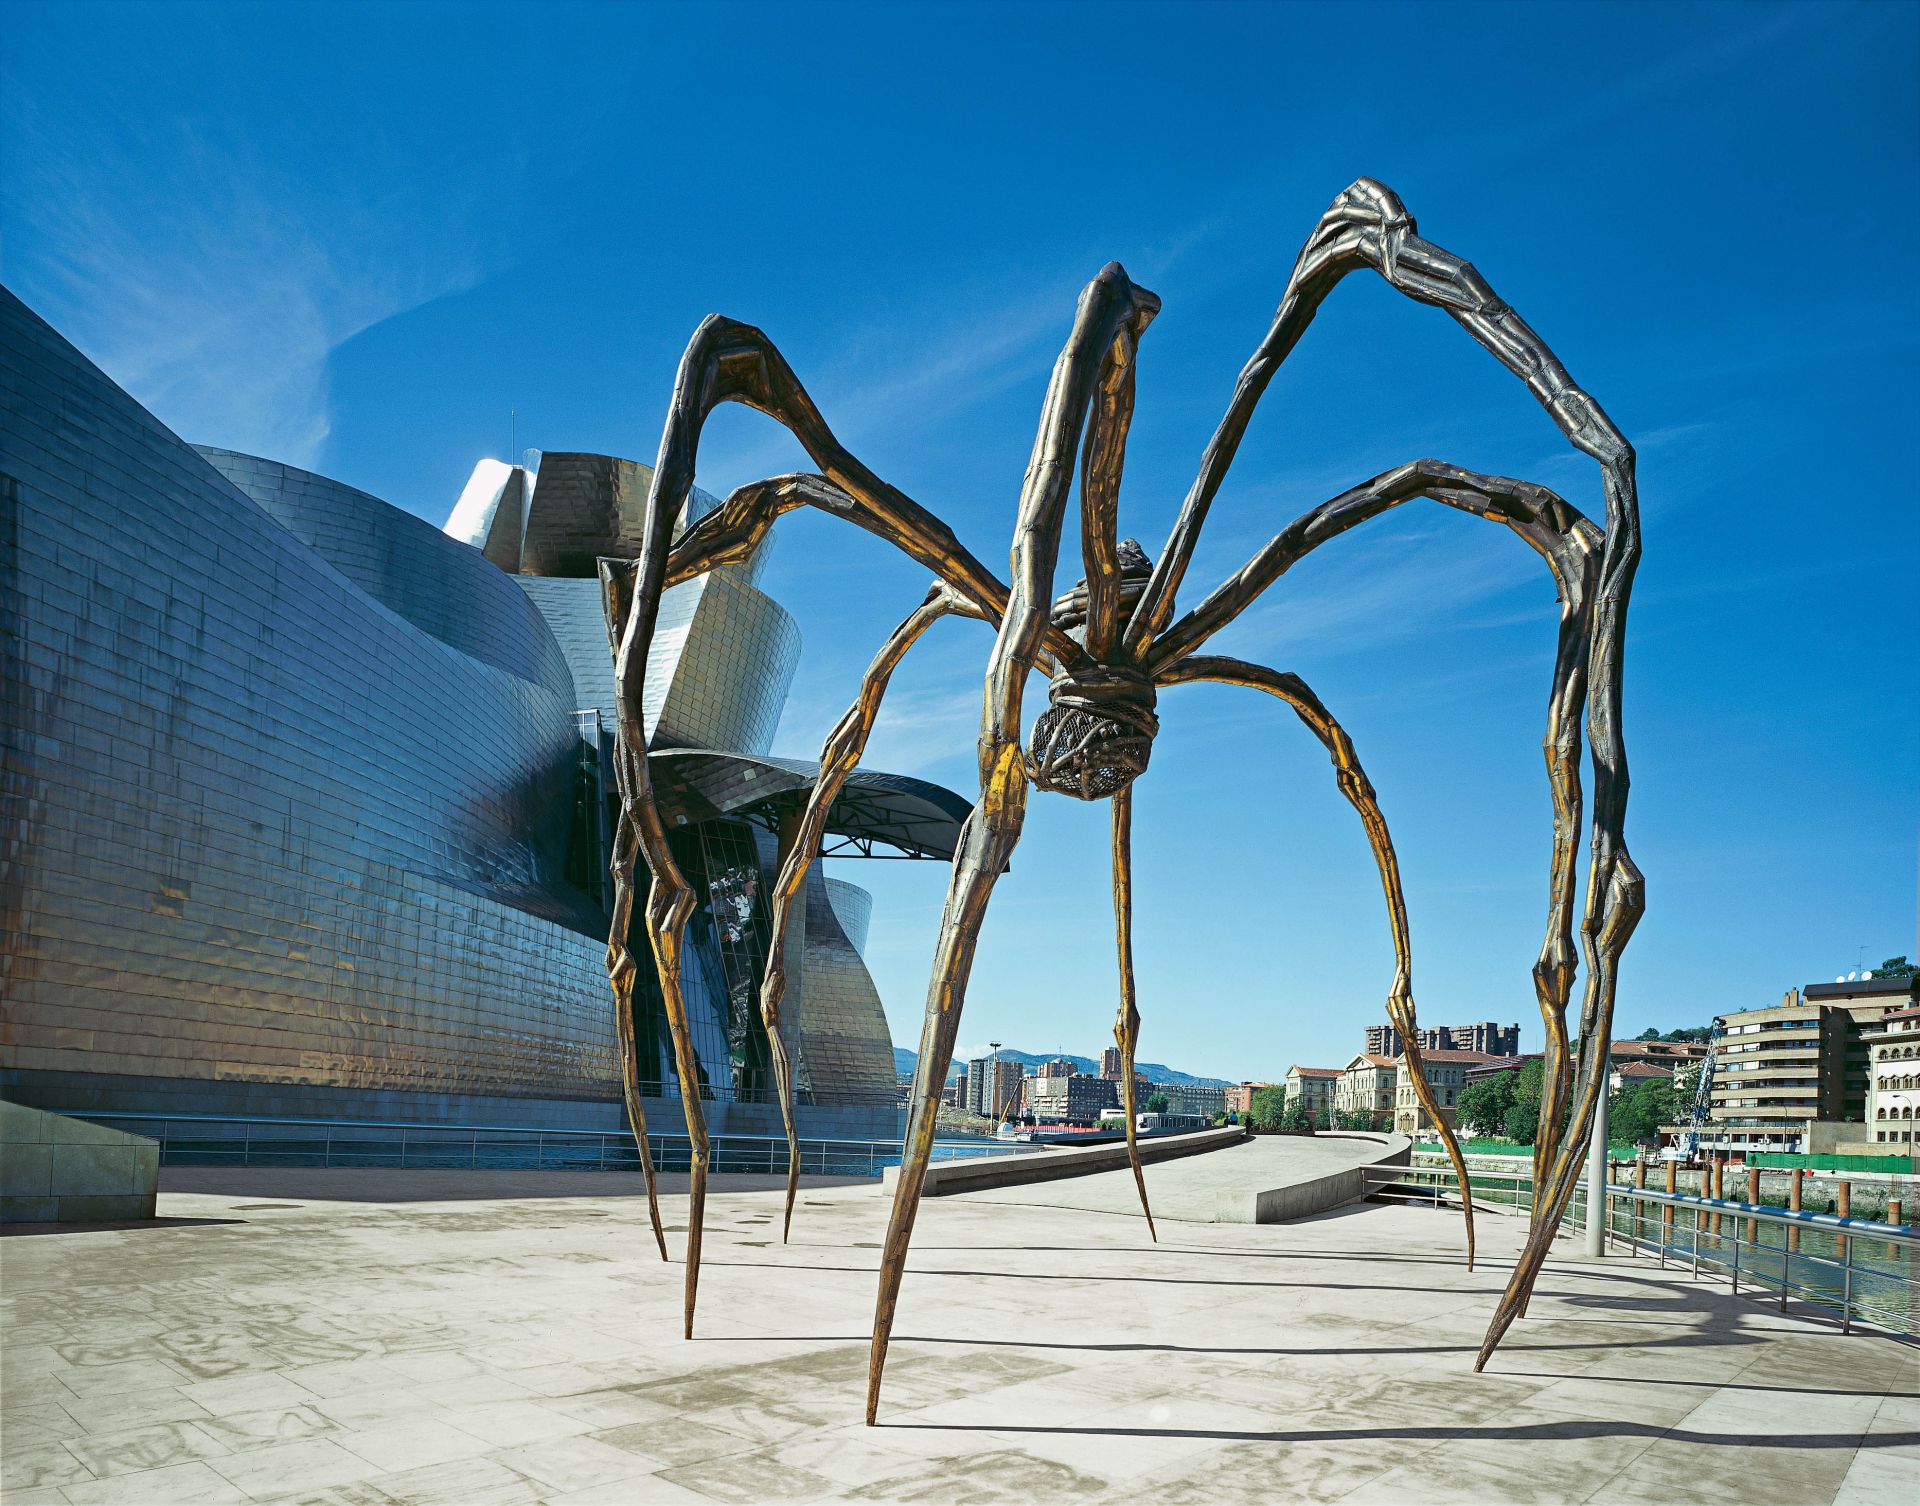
[{"x1": 1585, "y1": 1061, "x2": 1624, "y2": 1257}]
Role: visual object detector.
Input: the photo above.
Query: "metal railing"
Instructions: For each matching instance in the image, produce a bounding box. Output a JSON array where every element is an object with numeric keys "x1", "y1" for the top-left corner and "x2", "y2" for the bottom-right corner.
[
  {"x1": 74, "y1": 1112, "x2": 1027, "y2": 1179},
  {"x1": 1365, "y1": 1163, "x2": 1917, "y2": 1340}
]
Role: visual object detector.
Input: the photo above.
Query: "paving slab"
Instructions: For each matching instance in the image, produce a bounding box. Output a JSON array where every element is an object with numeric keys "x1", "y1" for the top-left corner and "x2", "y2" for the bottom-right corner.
[{"x1": 0, "y1": 1164, "x2": 1913, "y2": 1504}]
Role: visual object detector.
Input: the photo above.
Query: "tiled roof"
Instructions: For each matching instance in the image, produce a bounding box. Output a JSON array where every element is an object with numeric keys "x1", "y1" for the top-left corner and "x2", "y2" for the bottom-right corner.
[
  {"x1": 1290, "y1": 1067, "x2": 1342, "y2": 1078},
  {"x1": 1405, "y1": 1048, "x2": 1502, "y2": 1063}
]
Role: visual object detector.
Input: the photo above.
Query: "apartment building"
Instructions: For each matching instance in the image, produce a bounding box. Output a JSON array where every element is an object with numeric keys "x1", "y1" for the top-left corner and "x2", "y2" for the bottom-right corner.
[
  {"x1": 1282, "y1": 1066, "x2": 1340, "y2": 1121},
  {"x1": 1025, "y1": 1072, "x2": 1118, "y2": 1124},
  {"x1": 1392, "y1": 1049, "x2": 1500, "y2": 1135},
  {"x1": 1674, "y1": 975, "x2": 1919, "y2": 1155},
  {"x1": 1867, "y1": 1006, "x2": 1920, "y2": 1146},
  {"x1": 1366, "y1": 1021, "x2": 1521, "y2": 1058},
  {"x1": 1334, "y1": 1054, "x2": 1398, "y2": 1128}
]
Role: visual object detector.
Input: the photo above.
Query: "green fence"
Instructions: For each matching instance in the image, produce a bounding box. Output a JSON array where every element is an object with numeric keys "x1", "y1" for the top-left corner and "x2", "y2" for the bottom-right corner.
[{"x1": 1745, "y1": 1151, "x2": 1920, "y2": 1173}]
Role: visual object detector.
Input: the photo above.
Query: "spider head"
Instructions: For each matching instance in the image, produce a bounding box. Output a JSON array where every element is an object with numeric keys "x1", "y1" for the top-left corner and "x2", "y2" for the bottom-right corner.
[{"x1": 1027, "y1": 667, "x2": 1158, "y2": 801}]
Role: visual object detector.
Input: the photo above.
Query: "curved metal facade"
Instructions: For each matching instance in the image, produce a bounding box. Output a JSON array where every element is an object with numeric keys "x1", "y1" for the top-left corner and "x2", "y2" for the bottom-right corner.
[
  {"x1": 0, "y1": 287, "x2": 617, "y2": 1125},
  {"x1": 2, "y1": 285, "x2": 957, "y2": 1136}
]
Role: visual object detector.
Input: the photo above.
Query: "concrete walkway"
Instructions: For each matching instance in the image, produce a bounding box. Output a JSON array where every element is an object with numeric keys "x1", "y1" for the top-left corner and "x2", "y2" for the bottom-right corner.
[
  {"x1": 1, "y1": 1167, "x2": 1914, "y2": 1504},
  {"x1": 952, "y1": 1131, "x2": 1401, "y2": 1223}
]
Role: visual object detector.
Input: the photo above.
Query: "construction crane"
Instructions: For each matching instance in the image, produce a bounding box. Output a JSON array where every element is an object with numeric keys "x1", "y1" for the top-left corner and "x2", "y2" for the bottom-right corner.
[{"x1": 1679, "y1": 1020, "x2": 1724, "y2": 1161}]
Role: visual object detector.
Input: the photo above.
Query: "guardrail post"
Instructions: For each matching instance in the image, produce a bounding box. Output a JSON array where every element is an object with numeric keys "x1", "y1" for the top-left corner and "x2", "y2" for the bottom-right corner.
[
  {"x1": 1663, "y1": 1159, "x2": 1676, "y2": 1252},
  {"x1": 1841, "y1": 1236, "x2": 1853, "y2": 1334},
  {"x1": 1691, "y1": 1205, "x2": 1701, "y2": 1277},
  {"x1": 1585, "y1": 1089, "x2": 1609, "y2": 1257},
  {"x1": 1780, "y1": 1241, "x2": 1790, "y2": 1311}
]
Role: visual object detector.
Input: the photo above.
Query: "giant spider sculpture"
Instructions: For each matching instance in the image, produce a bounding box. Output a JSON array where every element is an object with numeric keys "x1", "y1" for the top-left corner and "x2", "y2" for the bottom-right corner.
[{"x1": 600, "y1": 178, "x2": 1643, "y2": 1425}]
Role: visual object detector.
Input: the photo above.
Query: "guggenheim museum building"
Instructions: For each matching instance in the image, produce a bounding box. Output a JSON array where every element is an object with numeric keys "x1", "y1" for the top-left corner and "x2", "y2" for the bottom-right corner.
[{"x1": 0, "y1": 286, "x2": 965, "y2": 1144}]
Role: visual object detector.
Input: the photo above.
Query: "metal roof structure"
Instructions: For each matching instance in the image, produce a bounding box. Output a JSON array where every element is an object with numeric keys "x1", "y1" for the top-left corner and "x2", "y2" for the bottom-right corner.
[{"x1": 649, "y1": 749, "x2": 972, "y2": 862}]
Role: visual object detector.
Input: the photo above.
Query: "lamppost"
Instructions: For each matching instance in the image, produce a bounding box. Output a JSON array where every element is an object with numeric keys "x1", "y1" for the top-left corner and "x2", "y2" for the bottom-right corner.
[{"x1": 1585, "y1": 1059, "x2": 1623, "y2": 1257}]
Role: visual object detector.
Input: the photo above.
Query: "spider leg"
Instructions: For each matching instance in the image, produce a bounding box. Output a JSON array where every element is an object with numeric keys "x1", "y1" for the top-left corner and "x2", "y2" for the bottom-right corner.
[
  {"x1": 1129, "y1": 178, "x2": 1633, "y2": 656},
  {"x1": 1159, "y1": 655, "x2": 1475, "y2": 1268},
  {"x1": 1147, "y1": 458, "x2": 1632, "y2": 1350},
  {"x1": 602, "y1": 560, "x2": 709, "y2": 1336},
  {"x1": 1077, "y1": 292, "x2": 1159, "y2": 660},
  {"x1": 602, "y1": 760, "x2": 669, "y2": 1263},
  {"x1": 757, "y1": 583, "x2": 979, "y2": 1242},
  {"x1": 1122, "y1": 180, "x2": 1641, "y2": 1366},
  {"x1": 866, "y1": 261, "x2": 1159, "y2": 1427},
  {"x1": 603, "y1": 314, "x2": 1102, "y2": 1341},
  {"x1": 1110, "y1": 785, "x2": 1156, "y2": 1240},
  {"x1": 1147, "y1": 460, "x2": 1604, "y2": 1224}
]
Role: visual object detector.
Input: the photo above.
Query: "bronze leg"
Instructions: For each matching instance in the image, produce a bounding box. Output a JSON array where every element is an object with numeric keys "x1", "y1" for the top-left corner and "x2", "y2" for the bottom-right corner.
[
  {"x1": 1158, "y1": 656, "x2": 1475, "y2": 1267},
  {"x1": 867, "y1": 260, "x2": 1159, "y2": 1426},
  {"x1": 758, "y1": 585, "x2": 969, "y2": 1241},
  {"x1": 1110, "y1": 785, "x2": 1156, "y2": 1240}
]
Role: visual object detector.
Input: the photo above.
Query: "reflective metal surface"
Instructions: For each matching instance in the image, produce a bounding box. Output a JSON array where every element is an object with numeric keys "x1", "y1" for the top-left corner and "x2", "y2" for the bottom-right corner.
[{"x1": 1, "y1": 288, "x2": 955, "y2": 1151}]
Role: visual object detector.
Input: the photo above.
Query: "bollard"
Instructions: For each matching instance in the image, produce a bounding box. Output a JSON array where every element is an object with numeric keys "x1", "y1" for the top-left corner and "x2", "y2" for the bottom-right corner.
[
  {"x1": 1789, "y1": 1167, "x2": 1803, "y2": 1254},
  {"x1": 1710, "y1": 1158, "x2": 1724, "y2": 1237},
  {"x1": 1887, "y1": 1197, "x2": 1902, "y2": 1260},
  {"x1": 1663, "y1": 1158, "x2": 1677, "y2": 1249},
  {"x1": 1837, "y1": 1180, "x2": 1850, "y2": 1263},
  {"x1": 1746, "y1": 1167, "x2": 1760, "y2": 1246}
]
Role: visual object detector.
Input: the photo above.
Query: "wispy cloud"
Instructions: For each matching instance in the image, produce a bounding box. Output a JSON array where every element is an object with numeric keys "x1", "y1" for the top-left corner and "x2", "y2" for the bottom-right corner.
[{"x1": 1, "y1": 47, "x2": 497, "y2": 468}]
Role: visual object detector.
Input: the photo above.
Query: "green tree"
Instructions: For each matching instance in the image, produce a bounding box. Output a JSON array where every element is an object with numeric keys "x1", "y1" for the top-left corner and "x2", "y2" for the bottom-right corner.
[
  {"x1": 1872, "y1": 956, "x2": 1915, "y2": 978},
  {"x1": 1502, "y1": 1102, "x2": 1537, "y2": 1143},
  {"x1": 1143, "y1": 1092, "x2": 1170, "y2": 1116},
  {"x1": 1609, "y1": 1076, "x2": 1677, "y2": 1147},
  {"x1": 1457, "y1": 1070, "x2": 1517, "y2": 1137},
  {"x1": 1247, "y1": 1086, "x2": 1289, "y2": 1130}
]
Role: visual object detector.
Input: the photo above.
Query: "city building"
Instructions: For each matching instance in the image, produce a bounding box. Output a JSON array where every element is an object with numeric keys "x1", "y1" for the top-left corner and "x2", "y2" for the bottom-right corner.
[
  {"x1": 1366, "y1": 1021, "x2": 1521, "y2": 1058},
  {"x1": 1658, "y1": 975, "x2": 1920, "y2": 1156},
  {"x1": 1334, "y1": 1055, "x2": 1399, "y2": 1128},
  {"x1": 1224, "y1": 1081, "x2": 1274, "y2": 1116},
  {"x1": 1149, "y1": 1081, "x2": 1226, "y2": 1119},
  {"x1": 1099, "y1": 1046, "x2": 1124, "y2": 1080},
  {"x1": 952, "y1": 1070, "x2": 969, "y2": 1110},
  {"x1": 1036, "y1": 1057, "x2": 1078, "y2": 1080},
  {"x1": 1867, "y1": 1007, "x2": 1920, "y2": 1146},
  {"x1": 0, "y1": 288, "x2": 967, "y2": 1142},
  {"x1": 1282, "y1": 1066, "x2": 1340, "y2": 1122},
  {"x1": 1026, "y1": 1072, "x2": 1118, "y2": 1124},
  {"x1": 1391, "y1": 1050, "x2": 1499, "y2": 1135},
  {"x1": 965, "y1": 1058, "x2": 1024, "y2": 1120}
]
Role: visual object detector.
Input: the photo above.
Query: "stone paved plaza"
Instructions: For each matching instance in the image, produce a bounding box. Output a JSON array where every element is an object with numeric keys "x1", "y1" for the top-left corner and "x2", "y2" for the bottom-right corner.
[{"x1": 2, "y1": 1163, "x2": 1916, "y2": 1505}]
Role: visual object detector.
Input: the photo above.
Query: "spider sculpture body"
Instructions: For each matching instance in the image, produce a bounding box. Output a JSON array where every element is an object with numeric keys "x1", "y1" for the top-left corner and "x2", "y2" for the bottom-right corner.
[{"x1": 600, "y1": 179, "x2": 1644, "y2": 1425}]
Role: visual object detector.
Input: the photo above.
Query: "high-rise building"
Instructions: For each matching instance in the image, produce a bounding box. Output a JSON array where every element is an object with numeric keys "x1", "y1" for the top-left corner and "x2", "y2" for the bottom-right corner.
[
  {"x1": 968, "y1": 1059, "x2": 1024, "y2": 1121},
  {"x1": 1100, "y1": 1047, "x2": 1124, "y2": 1080},
  {"x1": 0, "y1": 289, "x2": 969, "y2": 1142},
  {"x1": 1026, "y1": 1073, "x2": 1117, "y2": 1123},
  {"x1": 1366, "y1": 1021, "x2": 1520, "y2": 1058},
  {"x1": 1680, "y1": 976, "x2": 1920, "y2": 1155},
  {"x1": 1038, "y1": 1057, "x2": 1078, "y2": 1080}
]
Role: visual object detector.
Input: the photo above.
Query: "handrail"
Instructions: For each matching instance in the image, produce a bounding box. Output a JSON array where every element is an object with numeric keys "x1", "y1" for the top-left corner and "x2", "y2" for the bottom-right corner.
[
  {"x1": 1374, "y1": 1162, "x2": 1916, "y2": 1341},
  {"x1": 72, "y1": 1110, "x2": 909, "y2": 1150}
]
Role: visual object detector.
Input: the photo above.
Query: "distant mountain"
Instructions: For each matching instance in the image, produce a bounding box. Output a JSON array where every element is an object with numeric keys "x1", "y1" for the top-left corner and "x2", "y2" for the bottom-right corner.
[{"x1": 891, "y1": 1045, "x2": 1230, "y2": 1089}]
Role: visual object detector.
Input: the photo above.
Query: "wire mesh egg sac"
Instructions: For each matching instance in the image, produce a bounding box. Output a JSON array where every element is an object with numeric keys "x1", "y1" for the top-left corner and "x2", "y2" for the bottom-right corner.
[{"x1": 1026, "y1": 704, "x2": 1155, "y2": 800}]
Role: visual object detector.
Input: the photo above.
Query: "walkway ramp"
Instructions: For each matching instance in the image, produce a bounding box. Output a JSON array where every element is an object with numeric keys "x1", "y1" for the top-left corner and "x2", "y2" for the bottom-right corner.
[{"x1": 950, "y1": 1130, "x2": 1410, "y2": 1224}]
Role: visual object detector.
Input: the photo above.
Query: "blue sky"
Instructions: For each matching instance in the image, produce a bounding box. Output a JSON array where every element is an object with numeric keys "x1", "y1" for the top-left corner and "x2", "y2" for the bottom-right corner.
[{"x1": 5, "y1": 0, "x2": 1915, "y2": 1081}]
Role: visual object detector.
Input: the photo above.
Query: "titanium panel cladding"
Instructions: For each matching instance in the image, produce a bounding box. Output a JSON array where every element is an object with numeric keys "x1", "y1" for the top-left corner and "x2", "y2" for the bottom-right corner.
[{"x1": 0, "y1": 288, "x2": 620, "y2": 1115}]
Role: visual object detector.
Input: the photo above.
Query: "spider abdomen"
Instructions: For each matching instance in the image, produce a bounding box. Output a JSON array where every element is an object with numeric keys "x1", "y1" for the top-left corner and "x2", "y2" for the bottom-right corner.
[{"x1": 1026, "y1": 667, "x2": 1158, "y2": 801}]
